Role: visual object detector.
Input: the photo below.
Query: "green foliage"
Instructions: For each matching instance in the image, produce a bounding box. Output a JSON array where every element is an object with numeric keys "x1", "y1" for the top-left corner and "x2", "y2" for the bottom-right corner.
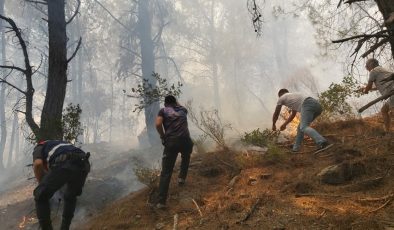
[
  {"x1": 128, "y1": 72, "x2": 183, "y2": 112},
  {"x1": 264, "y1": 143, "x2": 286, "y2": 163},
  {"x1": 241, "y1": 128, "x2": 280, "y2": 147},
  {"x1": 62, "y1": 103, "x2": 83, "y2": 143},
  {"x1": 318, "y1": 76, "x2": 361, "y2": 121}
]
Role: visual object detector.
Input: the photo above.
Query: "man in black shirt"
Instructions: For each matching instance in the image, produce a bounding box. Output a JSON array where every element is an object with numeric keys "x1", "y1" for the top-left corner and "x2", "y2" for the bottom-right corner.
[
  {"x1": 155, "y1": 95, "x2": 193, "y2": 208},
  {"x1": 32, "y1": 140, "x2": 90, "y2": 230}
]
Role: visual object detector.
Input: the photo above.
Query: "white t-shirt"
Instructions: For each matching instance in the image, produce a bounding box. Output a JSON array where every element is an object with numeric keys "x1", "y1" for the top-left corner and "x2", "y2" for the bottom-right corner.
[
  {"x1": 369, "y1": 66, "x2": 394, "y2": 107},
  {"x1": 277, "y1": 93, "x2": 308, "y2": 112}
]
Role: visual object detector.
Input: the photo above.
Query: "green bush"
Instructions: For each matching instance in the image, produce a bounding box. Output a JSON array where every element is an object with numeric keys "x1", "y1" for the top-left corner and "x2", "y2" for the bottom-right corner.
[
  {"x1": 318, "y1": 76, "x2": 361, "y2": 121},
  {"x1": 241, "y1": 128, "x2": 280, "y2": 147},
  {"x1": 62, "y1": 103, "x2": 83, "y2": 143}
]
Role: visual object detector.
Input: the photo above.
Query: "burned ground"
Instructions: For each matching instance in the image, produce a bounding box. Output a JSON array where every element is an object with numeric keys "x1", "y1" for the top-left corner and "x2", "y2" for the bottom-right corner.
[
  {"x1": 82, "y1": 116, "x2": 394, "y2": 230},
  {"x1": 1, "y1": 116, "x2": 393, "y2": 230}
]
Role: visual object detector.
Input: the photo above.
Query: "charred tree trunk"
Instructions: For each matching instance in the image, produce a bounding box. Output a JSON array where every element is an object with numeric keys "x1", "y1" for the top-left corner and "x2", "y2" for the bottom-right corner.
[
  {"x1": 0, "y1": 0, "x2": 6, "y2": 170},
  {"x1": 40, "y1": 0, "x2": 68, "y2": 140},
  {"x1": 138, "y1": 0, "x2": 160, "y2": 146},
  {"x1": 375, "y1": 0, "x2": 394, "y2": 58}
]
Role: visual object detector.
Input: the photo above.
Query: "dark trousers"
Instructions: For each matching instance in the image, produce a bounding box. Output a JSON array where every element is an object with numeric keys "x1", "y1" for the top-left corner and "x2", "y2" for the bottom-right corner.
[
  {"x1": 34, "y1": 159, "x2": 90, "y2": 230},
  {"x1": 158, "y1": 136, "x2": 193, "y2": 204}
]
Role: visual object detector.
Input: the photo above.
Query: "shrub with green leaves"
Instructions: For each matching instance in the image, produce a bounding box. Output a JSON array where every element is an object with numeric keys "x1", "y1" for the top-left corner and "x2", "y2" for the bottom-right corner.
[
  {"x1": 62, "y1": 103, "x2": 83, "y2": 143},
  {"x1": 128, "y1": 72, "x2": 183, "y2": 112},
  {"x1": 241, "y1": 128, "x2": 280, "y2": 147},
  {"x1": 318, "y1": 76, "x2": 361, "y2": 121}
]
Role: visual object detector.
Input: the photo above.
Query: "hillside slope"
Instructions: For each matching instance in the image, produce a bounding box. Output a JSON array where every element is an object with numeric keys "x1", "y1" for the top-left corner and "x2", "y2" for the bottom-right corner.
[{"x1": 81, "y1": 116, "x2": 393, "y2": 230}]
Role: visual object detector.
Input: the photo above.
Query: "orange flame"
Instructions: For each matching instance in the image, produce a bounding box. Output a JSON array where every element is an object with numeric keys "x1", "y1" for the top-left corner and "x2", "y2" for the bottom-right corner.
[{"x1": 18, "y1": 216, "x2": 27, "y2": 229}]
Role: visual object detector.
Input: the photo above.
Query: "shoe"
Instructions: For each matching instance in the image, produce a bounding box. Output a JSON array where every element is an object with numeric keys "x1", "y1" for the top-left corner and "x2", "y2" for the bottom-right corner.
[
  {"x1": 155, "y1": 203, "x2": 167, "y2": 210},
  {"x1": 178, "y1": 178, "x2": 185, "y2": 186},
  {"x1": 291, "y1": 148, "x2": 300, "y2": 153},
  {"x1": 317, "y1": 141, "x2": 333, "y2": 151}
]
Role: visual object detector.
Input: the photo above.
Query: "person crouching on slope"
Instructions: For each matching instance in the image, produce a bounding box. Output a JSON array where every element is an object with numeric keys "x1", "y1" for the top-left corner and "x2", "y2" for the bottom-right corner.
[
  {"x1": 272, "y1": 89, "x2": 331, "y2": 152},
  {"x1": 33, "y1": 140, "x2": 90, "y2": 230}
]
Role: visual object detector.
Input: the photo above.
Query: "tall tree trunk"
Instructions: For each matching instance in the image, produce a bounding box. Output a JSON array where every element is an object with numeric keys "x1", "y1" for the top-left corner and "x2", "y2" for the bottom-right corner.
[
  {"x1": 210, "y1": 0, "x2": 220, "y2": 111},
  {"x1": 7, "y1": 113, "x2": 18, "y2": 168},
  {"x1": 375, "y1": 0, "x2": 394, "y2": 58},
  {"x1": 138, "y1": 0, "x2": 160, "y2": 146},
  {"x1": 40, "y1": 0, "x2": 68, "y2": 140},
  {"x1": 109, "y1": 73, "x2": 113, "y2": 143},
  {"x1": 0, "y1": 0, "x2": 6, "y2": 171}
]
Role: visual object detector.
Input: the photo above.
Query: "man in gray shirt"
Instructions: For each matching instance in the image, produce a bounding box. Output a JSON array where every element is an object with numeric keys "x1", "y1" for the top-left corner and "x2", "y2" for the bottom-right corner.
[
  {"x1": 272, "y1": 89, "x2": 330, "y2": 152},
  {"x1": 363, "y1": 58, "x2": 394, "y2": 133}
]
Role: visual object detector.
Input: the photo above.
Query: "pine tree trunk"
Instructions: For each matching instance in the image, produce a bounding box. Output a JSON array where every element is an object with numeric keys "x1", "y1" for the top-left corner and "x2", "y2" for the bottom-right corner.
[
  {"x1": 40, "y1": 0, "x2": 68, "y2": 140},
  {"x1": 138, "y1": 0, "x2": 160, "y2": 146},
  {"x1": 0, "y1": 0, "x2": 6, "y2": 171},
  {"x1": 210, "y1": 0, "x2": 220, "y2": 111}
]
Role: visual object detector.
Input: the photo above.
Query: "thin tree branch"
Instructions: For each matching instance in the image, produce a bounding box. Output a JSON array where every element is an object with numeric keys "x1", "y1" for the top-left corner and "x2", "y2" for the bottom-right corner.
[
  {"x1": 94, "y1": 0, "x2": 130, "y2": 32},
  {"x1": 0, "y1": 79, "x2": 26, "y2": 95},
  {"x1": 25, "y1": 0, "x2": 47, "y2": 5},
  {"x1": 332, "y1": 32, "x2": 388, "y2": 43},
  {"x1": 66, "y1": 0, "x2": 81, "y2": 25},
  {"x1": 0, "y1": 65, "x2": 26, "y2": 74},
  {"x1": 344, "y1": 0, "x2": 368, "y2": 4},
  {"x1": 120, "y1": 46, "x2": 142, "y2": 59},
  {"x1": 361, "y1": 37, "x2": 389, "y2": 58},
  {"x1": 67, "y1": 37, "x2": 82, "y2": 63}
]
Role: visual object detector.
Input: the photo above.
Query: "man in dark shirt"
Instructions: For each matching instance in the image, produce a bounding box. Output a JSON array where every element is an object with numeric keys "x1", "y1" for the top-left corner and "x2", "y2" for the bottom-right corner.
[
  {"x1": 32, "y1": 140, "x2": 90, "y2": 230},
  {"x1": 155, "y1": 95, "x2": 193, "y2": 208}
]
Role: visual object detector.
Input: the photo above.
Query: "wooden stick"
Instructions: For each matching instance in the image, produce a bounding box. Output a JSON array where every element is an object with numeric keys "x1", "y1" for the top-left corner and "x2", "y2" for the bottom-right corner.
[
  {"x1": 358, "y1": 90, "x2": 394, "y2": 113},
  {"x1": 237, "y1": 198, "x2": 261, "y2": 223},
  {"x1": 369, "y1": 198, "x2": 393, "y2": 213},
  {"x1": 359, "y1": 194, "x2": 393, "y2": 202},
  {"x1": 192, "y1": 199, "x2": 203, "y2": 217},
  {"x1": 173, "y1": 214, "x2": 179, "y2": 230},
  {"x1": 214, "y1": 156, "x2": 237, "y2": 170},
  {"x1": 295, "y1": 193, "x2": 350, "y2": 198}
]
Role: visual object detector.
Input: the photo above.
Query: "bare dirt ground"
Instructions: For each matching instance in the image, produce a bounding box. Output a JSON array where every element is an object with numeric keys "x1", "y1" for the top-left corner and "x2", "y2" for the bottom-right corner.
[{"x1": 82, "y1": 116, "x2": 394, "y2": 230}]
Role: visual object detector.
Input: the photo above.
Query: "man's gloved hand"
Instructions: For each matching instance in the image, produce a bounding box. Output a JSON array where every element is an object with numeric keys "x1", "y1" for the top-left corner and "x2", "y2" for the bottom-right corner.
[{"x1": 160, "y1": 136, "x2": 165, "y2": 146}]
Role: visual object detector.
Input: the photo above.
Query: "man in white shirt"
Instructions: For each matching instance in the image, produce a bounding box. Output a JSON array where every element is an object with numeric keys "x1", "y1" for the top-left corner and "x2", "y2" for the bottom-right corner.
[
  {"x1": 363, "y1": 58, "x2": 394, "y2": 133},
  {"x1": 272, "y1": 89, "x2": 330, "y2": 152}
]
